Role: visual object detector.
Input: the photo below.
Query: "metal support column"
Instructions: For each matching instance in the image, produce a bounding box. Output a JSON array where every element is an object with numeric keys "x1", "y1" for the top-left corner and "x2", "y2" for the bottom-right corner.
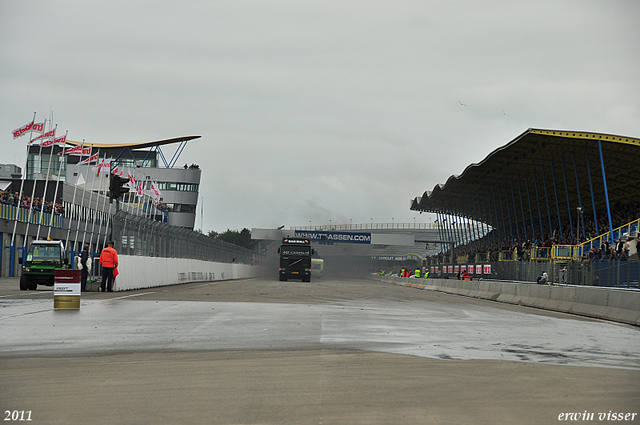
[
  {"x1": 561, "y1": 157, "x2": 574, "y2": 241},
  {"x1": 550, "y1": 160, "x2": 563, "y2": 241},
  {"x1": 598, "y1": 140, "x2": 615, "y2": 243},
  {"x1": 517, "y1": 176, "x2": 528, "y2": 242},
  {"x1": 572, "y1": 152, "x2": 586, "y2": 240},
  {"x1": 483, "y1": 194, "x2": 495, "y2": 246},
  {"x1": 540, "y1": 166, "x2": 554, "y2": 241},
  {"x1": 492, "y1": 189, "x2": 503, "y2": 244},
  {"x1": 510, "y1": 181, "x2": 521, "y2": 242},
  {"x1": 585, "y1": 146, "x2": 599, "y2": 236},
  {"x1": 523, "y1": 172, "x2": 536, "y2": 241},
  {"x1": 498, "y1": 186, "x2": 512, "y2": 243}
]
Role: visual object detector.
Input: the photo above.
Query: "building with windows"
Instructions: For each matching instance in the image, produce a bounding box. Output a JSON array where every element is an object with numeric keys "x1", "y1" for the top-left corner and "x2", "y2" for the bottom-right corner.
[{"x1": 25, "y1": 135, "x2": 202, "y2": 229}]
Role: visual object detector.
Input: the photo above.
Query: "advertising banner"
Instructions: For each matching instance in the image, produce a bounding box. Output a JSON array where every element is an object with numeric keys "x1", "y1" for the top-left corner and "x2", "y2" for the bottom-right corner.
[
  {"x1": 54, "y1": 270, "x2": 81, "y2": 310},
  {"x1": 295, "y1": 230, "x2": 371, "y2": 244}
]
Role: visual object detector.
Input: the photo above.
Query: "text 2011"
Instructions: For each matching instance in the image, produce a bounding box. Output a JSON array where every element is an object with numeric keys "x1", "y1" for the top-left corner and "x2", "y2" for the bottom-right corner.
[{"x1": 4, "y1": 411, "x2": 32, "y2": 421}]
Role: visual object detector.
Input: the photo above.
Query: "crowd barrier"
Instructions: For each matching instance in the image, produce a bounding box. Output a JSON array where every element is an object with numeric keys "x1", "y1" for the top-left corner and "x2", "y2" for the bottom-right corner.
[{"x1": 372, "y1": 275, "x2": 640, "y2": 326}]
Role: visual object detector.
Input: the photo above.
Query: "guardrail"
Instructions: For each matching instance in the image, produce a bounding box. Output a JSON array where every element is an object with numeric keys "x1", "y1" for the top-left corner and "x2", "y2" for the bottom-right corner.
[
  {"x1": 0, "y1": 203, "x2": 63, "y2": 228},
  {"x1": 579, "y1": 218, "x2": 639, "y2": 257}
]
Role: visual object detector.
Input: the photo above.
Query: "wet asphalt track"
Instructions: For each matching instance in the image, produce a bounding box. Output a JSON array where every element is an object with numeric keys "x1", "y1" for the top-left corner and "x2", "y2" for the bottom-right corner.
[
  {"x1": 1, "y1": 277, "x2": 638, "y2": 368},
  {"x1": 1, "y1": 276, "x2": 639, "y2": 424}
]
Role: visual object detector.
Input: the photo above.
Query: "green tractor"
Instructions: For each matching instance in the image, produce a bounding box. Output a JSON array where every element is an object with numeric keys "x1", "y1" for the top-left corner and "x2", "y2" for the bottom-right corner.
[{"x1": 19, "y1": 240, "x2": 69, "y2": 290}]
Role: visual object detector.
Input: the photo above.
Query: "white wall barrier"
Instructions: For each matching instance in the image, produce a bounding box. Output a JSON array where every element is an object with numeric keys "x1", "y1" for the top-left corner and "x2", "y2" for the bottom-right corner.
[
  {"x1": 373, "y1": 275, "x2": 640, "y2": 326},
  {"x1": 112, "y1": 255, "x2": 263, "y2": 291}
]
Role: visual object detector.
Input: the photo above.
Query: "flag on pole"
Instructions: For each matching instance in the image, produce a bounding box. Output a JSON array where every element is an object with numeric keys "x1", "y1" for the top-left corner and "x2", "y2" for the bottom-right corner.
[
  {"x1": 92, "y1": 157, "x2": 111, "y2": 177},
  {"x1": 42, "y1": 133, "x2": 66, "y2": 147},
  {"x1": 127, "y1": 170, "x2": 136, "y2": 191},
  {"x1": 31, "y1": 122, "x2": 45, "y2": 133},
  {"x1": 151, "y1": 181, "x2": 162, "y2": 204},
  {"x1": 79, "y1": 151, "x2": 99, "y2": 165},
  {"x1": 54, "y1": 134, "x2": 67, "y2": 145},
  {"x1": 31, "y1": 128, "x2": 56, "y2": 144},
  {"x1": 12, "y1": 120, "x2": 34, "y2": 139},
  {"x1": 136, "y1": 179, "x2": 145, "y2": 197},
  {"x1": 61, "y1": 144, "x2": 85, "y2": 156},
  {"x1": 111, "y1": 163, "x2": 119, "y2": 175}
]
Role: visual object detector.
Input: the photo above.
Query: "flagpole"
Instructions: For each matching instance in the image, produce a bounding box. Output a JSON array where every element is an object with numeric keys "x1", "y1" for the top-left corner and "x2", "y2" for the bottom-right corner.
[
  {"x1": 89, "y1": 156, "x2": 110, "y2": 251},
  {"x1": 25, "y1": 120, "x2": 51, "y2": 244},
  {"x1": 152, "y1": 182, "x2": 158, "y2": 223},
  {"x1": 81, "y1": 153, "x2": 102, "y2": 248},
  {"x1": 36, "y1": 124, "x2": 58, "y2": 240},
  {"x1": 12, "y1": 112, "x2": 37, "y2": 249},
  {"x1": 143, "y1": 177, "x2": 150, "y2": 220},
  {"x1": 132, "y1": 170, "x2": 141, "y2": 216},
  {"x1": 125, "y1": 168, "x2": 133, "y2": 214},
  {"x1": 124, "y1": 168, "x2": 132, "y2": 214},
  {"x1": 101, "y1": 195, "x2": 114, "y2": 251},
  {"x1": 75, "y1": 159, "x2": 92, "y2": 249},
  {"x1": 65, "y1": 140, "x2": 85, "y2": 253},
  {"x1": 47, "y1": 130, "x2": 68, "y2": 238}
]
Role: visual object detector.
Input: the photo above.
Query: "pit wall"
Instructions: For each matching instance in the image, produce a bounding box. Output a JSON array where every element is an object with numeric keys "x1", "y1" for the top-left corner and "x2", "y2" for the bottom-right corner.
[
  {"x1": 372, "y1": 275, "x2": 640, "y2": 326},
  {"x1": 110, "y1": 255, "x2": 262, "y2": 291}
]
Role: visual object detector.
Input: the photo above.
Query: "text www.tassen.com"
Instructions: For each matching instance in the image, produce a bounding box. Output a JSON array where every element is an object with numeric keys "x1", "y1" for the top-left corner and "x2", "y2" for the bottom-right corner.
[{"x1": 296, "y1": 232, "x2": 371, "y2": 243}]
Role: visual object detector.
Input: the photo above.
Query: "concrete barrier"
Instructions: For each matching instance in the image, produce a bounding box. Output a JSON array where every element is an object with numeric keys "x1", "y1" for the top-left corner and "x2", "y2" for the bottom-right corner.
[
  {"x1": 570, "y1": 286, "x2": 608, "y2": 320},
  {"x1": 372, "y1": 275, "x2": 640, "y2": 326},
  {"x1": 496, "y1": 282, "x2": 520, "y2": 304},
  {"x1": 107, "y1": 255, "x2": 263, "y2": 291},
  {"x1": 603, "y1": 290, "x2": 640, "y2": 325},
  {"x1": 544, "y1": 286, "x2": 576, "y2": 313}
]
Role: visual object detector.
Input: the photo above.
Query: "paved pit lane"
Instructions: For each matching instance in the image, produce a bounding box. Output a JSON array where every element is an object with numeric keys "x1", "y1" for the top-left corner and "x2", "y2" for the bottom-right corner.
[
  {"x1": 1, "y1": 277, "x2": 638, "y2": 424},
  {"x1": 1, "y1": 296, "x2": 639, "y2": 369}
]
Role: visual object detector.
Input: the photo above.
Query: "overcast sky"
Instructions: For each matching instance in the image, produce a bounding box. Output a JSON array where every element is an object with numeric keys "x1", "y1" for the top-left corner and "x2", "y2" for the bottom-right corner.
[{"x1": 2, "y1": 1, "x2": 639, "y2": 233}]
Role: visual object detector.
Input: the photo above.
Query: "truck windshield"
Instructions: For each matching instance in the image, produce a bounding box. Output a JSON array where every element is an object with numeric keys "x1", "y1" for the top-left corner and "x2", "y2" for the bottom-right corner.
[
  {"x1": 280, "y1": 247, "x2": 310, "y2": 257},
  {"x1": 28, "y1": 245, "x2": 61, "y2": 262}
]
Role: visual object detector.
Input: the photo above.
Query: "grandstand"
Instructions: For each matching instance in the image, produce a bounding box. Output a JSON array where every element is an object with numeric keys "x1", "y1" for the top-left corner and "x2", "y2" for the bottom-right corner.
[{"x1": 410, "y1": 129, "x2": 639, "y2": 287}]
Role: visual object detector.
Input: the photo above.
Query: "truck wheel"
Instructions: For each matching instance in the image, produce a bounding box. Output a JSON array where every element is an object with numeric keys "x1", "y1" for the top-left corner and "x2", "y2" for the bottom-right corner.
[
  {"x1": 28, "y1": 281, "x2": 38, "y2": 290},
  {"x1": 303, "y1": 276, "x2": 311, "y2": 283},
  {"x1": 20, "y1": 275, "x2": 29, "y2": 291},
  {"x1": 279, "y1": 275, "x2": 286, "y2": 281}
]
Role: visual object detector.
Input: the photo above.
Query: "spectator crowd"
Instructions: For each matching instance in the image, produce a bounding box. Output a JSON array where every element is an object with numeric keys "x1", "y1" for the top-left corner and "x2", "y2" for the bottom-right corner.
[
  {"x1": 428, "y1": 201, "x2": 640, "y2": 263},
  {"x1": 0, "y1": 189, "x2": 65, "y2": 216}
]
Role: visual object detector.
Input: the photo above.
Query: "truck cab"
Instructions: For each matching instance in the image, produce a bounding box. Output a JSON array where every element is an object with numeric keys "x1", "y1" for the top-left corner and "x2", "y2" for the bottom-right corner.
[
  {"x1": 20, "y1": 240, "x2": 68, "y2": 290},
  {"x1": 278, "y1": 238, "x2": 314, "y2": 282}
]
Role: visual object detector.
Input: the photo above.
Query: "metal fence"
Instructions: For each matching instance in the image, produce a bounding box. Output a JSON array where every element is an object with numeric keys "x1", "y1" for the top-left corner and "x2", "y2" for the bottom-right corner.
[{"x1": 111, "y1": 210, "x2": 254, "y2": 264}]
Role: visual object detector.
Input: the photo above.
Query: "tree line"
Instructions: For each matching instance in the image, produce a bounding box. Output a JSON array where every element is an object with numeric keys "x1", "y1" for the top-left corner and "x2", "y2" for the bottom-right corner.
[{"x1": 205, "y1": 228, "x2": 253, "y2": 249}]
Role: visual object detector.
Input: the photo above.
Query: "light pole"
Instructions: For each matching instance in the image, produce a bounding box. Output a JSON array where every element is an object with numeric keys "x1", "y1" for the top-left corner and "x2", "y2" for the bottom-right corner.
[{"x1": 576, "y1": 207, "x2": 583, "y2": 242}]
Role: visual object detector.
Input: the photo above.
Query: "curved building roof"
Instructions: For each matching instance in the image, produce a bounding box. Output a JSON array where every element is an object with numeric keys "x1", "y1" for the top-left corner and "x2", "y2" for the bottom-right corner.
[
  {"x1": 65, "y1": 135, "x2": 201, "y2": 149},
  {"x1": 410, "y1": 128, "x2": 640, "y2": 240}
]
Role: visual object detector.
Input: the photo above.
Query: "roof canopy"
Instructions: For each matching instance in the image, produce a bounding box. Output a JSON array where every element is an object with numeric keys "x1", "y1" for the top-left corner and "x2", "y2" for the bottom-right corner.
[
  {"x1": 66, "y1": 135, "x2": 201, "y2": 149},
  {"x1": 410, "y1": 129, "x2": 640, "y2": 241}
]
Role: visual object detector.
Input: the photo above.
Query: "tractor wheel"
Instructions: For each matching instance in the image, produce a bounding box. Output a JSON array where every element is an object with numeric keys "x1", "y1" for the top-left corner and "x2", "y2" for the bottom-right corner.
[{"x1": 20, "y1": 275, "x2": 29, "y2": 291}]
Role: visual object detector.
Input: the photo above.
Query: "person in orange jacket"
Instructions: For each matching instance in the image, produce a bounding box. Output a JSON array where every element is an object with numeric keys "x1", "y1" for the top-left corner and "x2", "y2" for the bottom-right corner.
[{"x1": 99, "y1": 241, "x2": 118, "y2": 292}]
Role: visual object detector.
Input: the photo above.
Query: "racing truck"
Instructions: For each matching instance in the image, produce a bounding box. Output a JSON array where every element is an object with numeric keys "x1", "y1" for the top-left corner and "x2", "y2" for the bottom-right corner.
[
  {"x1": 19, "y1": 240, "x2": 69, "y2": 290},
  {"x1": 278, "y1": 237, "x2": 314, "y2": 282}
]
